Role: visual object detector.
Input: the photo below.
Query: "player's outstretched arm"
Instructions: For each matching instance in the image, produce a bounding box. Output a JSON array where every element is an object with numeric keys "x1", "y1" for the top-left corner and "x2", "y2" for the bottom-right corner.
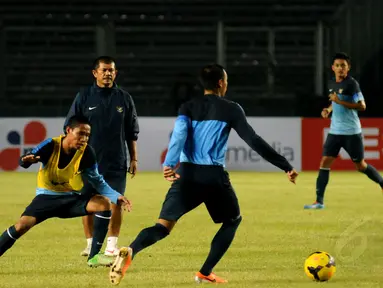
[
  {"x1": 19, "y1": 138, "x2": 53, "y2": 169},
  {"x1": 80, "y1": 145, "x2": 132, "y2": 210},
  {"x1": 83, "y1": 167, "x2": 131, "y2": 211},
  {"x1": 231, "y1": 104, "x2": 296, "y2": 178},
  {"x1": 19, "y1": 154, "x2": 41, "y2": 168}
]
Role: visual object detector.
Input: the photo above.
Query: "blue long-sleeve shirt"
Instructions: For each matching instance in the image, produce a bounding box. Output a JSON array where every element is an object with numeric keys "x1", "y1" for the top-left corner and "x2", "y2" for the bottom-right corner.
[
  {"x1": 164, "y1": 94, "x2": 293, "y2": 172},
  {"x1": 20, "y1": 138, "x2": 121, "y2": 204},
  {"x1": 81, "y1": 165, "x2": 120, "y2": 204}
]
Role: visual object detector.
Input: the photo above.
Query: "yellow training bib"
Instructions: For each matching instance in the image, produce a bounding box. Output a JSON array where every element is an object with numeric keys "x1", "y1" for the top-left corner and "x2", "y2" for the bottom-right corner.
[{"x1": 37, "y1": 135, "x2": 86, "y2": 192}]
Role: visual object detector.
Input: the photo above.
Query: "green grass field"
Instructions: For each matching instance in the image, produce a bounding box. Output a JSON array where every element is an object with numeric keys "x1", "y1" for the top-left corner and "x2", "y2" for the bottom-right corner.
[{"x1": 1, "y1": 171, "x2": 383, "y2": 288}]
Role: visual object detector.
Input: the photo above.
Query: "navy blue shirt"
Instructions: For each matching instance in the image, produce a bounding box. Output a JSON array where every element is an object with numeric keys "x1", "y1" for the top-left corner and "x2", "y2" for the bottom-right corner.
[
  {"x1": 164, "y1": 94, "x2": 293, "y2": 172},
  {"x1": 64, "y1": 83, "x2": 139, "y2": 174}
]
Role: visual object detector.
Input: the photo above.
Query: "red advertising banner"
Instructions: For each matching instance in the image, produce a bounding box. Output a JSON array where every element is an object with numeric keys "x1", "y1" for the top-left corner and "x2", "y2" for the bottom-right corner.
[{"x1": 302, "y1": 118, "x2": 383, "y2": 170}]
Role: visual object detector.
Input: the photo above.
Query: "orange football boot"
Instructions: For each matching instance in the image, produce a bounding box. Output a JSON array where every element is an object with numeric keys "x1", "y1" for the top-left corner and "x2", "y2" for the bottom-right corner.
[
  {"x1": 109, "y1": 247, "x2": 133, "y2": 286},
  {"x1": 195, "y1": 271, "x2": 228, "y2": 283}
]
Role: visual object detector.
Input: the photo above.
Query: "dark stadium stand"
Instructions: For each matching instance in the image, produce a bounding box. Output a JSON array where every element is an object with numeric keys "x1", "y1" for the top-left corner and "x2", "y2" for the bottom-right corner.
[{"x1": 1, "y1": 0, "x2": 344, "y2": 116}]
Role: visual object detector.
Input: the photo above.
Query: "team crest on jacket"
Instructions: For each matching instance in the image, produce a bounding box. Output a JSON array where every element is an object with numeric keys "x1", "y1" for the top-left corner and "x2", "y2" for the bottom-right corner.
[{"x1": 116, "y1": 106, "x2": 123, "y2": 113}]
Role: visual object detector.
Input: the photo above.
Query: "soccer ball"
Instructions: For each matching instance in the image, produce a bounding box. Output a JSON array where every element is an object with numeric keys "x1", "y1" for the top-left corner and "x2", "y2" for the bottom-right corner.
[{"x1": 304, "y1": 251, "x2": 336, "y2": 282}]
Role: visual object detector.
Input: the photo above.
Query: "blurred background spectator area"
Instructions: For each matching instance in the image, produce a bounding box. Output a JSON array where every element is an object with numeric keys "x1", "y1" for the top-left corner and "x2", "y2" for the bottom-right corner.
[{"x1": 1, "y1": 0, "x2": 382, "y2": 117}]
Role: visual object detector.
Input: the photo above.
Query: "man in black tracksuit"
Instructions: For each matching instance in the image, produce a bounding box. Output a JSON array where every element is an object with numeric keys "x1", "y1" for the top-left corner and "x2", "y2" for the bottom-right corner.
[{"x1": 64, "y1": 56, "x2": 139, "y2": 257}]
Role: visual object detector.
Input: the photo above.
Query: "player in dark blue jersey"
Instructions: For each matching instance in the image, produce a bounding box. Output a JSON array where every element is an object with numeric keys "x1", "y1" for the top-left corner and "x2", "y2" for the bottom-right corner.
[
  {"x1": 304, "y1": 52, "x2": 383, "y2": 209},
  {"x1": 108, "y1": 64, "x2": 298, "y2": 285}
]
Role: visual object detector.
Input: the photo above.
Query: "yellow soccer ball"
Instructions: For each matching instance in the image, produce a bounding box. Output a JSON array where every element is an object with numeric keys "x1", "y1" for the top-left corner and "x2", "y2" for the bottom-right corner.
[{"x1": 304, "y1": 251, "x2": 336, "y2": 282}]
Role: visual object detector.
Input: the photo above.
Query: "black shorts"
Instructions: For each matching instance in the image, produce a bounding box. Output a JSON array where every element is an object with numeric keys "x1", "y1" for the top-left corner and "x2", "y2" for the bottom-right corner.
[
  {"x1": 323, "y1": 133, "x2": 364, "y2": 162},
  {"x1": 81, "y1": 169, "x2": 127, "y2": 196},
  {"x1": 22, "y1": 193, "x2": 93, "y2": 224},
  {"x1": 159, "y1": 163, "x2": 240, "y2": 224}
]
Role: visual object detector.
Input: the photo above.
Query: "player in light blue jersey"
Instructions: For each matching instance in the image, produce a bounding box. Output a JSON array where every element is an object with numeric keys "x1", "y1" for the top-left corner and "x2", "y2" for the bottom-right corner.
[{"x1": 304, "y1": 52, "x2": 383, "y2": 209}]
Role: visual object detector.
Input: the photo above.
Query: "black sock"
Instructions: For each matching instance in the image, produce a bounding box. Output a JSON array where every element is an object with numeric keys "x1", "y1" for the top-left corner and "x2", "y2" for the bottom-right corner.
[
  {"x1": 129, "y1": 223, "x2": 169, "y2": 258},
  {"x1": 361, "y1": 165, "x2": 383, "y2": 188},
  {"x1": 316, "y1": 168, "x2": 330, "y2": 204},
  {"x1": 199, "y1": 216, "x2": 242, "y2": 276},
  {"x1": 88, "y1": 210, "x2": 111, "y2": 260},
  {"x1": 0, "y1": 226, "x2": 20, "y2": 257}
]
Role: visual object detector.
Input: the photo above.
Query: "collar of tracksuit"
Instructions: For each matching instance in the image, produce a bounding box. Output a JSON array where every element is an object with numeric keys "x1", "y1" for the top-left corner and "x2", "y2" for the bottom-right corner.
[{"x1": 92, "y1": 82, "x2": 119, "y2": 96}]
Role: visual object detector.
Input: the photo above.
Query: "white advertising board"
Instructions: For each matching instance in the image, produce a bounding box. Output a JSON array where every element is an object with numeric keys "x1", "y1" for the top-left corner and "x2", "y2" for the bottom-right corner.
[
  {"x1": 138, "y1": 117, "x2": 301, "y2": 171},
  {"x1": 0, "y1": 118, "x2": 64, "y2": 172},
  {"x1": 0, "y1": 117, "x2": 301, "y2": 172}
]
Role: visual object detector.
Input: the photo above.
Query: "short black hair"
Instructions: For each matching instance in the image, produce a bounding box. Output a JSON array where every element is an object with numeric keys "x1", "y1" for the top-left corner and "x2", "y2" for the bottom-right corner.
[
  {"x1": 332, "y1": 52, "x2": 351, "y2": 65},
  {"x1": 66, "y1": 115, "x2": 91, "y2": 131},
  {"x1": 199, "y1": 64, "x2": 225, "y2": 90},
  {"x1": 93, "y1": 56, "x2": 116, "y2": 70}
]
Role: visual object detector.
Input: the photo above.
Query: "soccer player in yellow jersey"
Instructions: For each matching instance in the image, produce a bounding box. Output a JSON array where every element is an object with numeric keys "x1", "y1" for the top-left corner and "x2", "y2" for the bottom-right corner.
[{"x1": 0, "y1": 115, "x2": 131, "y2": 267}]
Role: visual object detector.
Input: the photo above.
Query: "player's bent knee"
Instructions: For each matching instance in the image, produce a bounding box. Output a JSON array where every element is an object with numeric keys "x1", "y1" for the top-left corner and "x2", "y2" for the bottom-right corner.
[
  {"x1": 89, "y1": 195, "x2": 111, "y2": 212},
  {"x1": 15, "y1": 216, "x2": 36, "y2": 235},
  {"x1": 223, "y1": 215, "x2": 242, "y2": 228},
  {"x1": 157, "y1": 218, "x2": 176, "y2": 233},
  {"x1": 320, "y1": 156, "x2": 336, "y2": 168},
  {"x1": 98, "y1": 197, "x2": 112, "y2": 211},
  {"x1": 355, "y1": 160, "x2": 367, "y2": 172}
]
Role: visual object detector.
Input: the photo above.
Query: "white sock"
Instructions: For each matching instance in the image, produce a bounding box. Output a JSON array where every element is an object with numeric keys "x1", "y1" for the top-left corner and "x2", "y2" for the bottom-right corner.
[
  {"x1": 106, "y1": 236, "x2": 118, "y2": 250},
  {"x1": 86, "y1": 238, "x2": 93, "y2": 248}
]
